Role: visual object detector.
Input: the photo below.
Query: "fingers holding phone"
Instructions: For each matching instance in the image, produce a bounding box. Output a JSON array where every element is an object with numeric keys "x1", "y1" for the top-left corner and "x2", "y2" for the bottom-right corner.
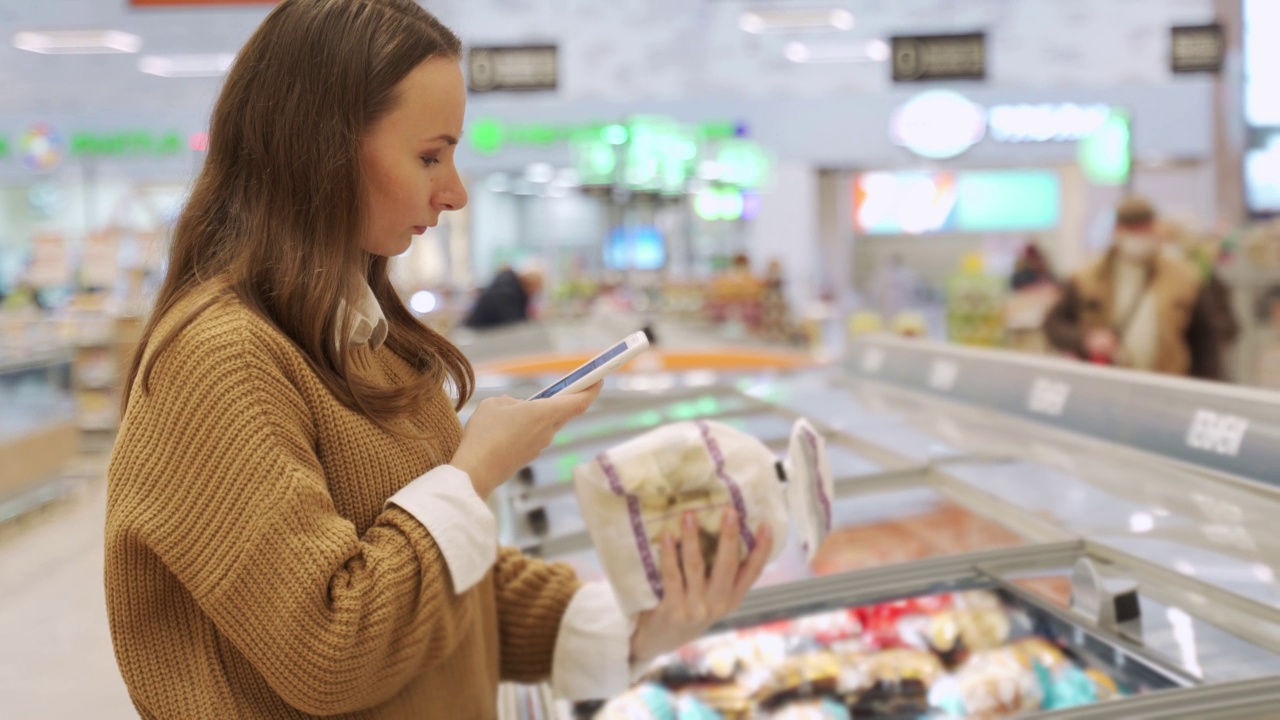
[{"x1": 451, "y1": 382, "x2": 602, "y2": 499}]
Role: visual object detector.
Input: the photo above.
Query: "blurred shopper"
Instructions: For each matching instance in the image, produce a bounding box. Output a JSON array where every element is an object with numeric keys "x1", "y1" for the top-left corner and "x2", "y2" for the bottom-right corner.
[
  {"x1": 1044, "y1": 197, "x2": 1227, "y2": 379},
  {"x1": 1158, "y1": 220, "x2": 1240, "y2": 373},
  {"x1": 462, "y1": 260, "x2": 544, "y2": 329},
  {"x1": 105, "y1": 2, "x2": 770, "y2": 719},
  {"x1": 1010, "y1": 241, "x2": 1058, "y2": 291},
  {"x1": 1006, "y1": 243, "x2": 1061, "y2": 354},
  {"x1": 760, "y1": 258, "x2": 793, "y2": 342}
]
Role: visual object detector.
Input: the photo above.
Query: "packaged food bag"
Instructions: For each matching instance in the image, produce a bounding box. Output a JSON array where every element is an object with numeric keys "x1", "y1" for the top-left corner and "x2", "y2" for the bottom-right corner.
[{"x1": 573, "y1": 418, "x2": 834, "y2": 616}]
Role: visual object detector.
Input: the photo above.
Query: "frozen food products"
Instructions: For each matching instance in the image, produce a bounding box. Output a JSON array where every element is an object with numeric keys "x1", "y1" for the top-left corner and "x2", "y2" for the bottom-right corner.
[
  {"x1": 575, "y1": 419, "x2": 833, "y2": 615},
  {"x1": 596, "y1": 684, "x2": 677, "y2": 720},
  {"x1": 953, "y1": 649, "x2": 1044, "y2": 718},
  {"x1": 755, "y1": 652, "x2": 842, "y2": 710},
  {"x1": 591, "y1": 591, "x2": 1131, "y2": 720},
  {"x1": 859, "y1": 649, "x2": 945, "y2": 688}
]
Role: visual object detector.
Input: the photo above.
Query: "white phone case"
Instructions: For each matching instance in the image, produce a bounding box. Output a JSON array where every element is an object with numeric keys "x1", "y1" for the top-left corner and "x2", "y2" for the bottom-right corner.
[{"x1": 528, "y1": 331, "x2": 650, "y2": 400}]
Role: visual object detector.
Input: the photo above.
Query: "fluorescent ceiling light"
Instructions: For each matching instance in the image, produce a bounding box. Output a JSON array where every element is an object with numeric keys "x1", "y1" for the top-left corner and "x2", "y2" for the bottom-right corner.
[
  {"x1": 138, "y1": 53, "x2": 235, "y2": 78},
  {"x1": 786, "y1": 39, "x2": 888, "y2": 63},
  {"x1": 14, "y1": 29, "x2": 142, "y2": 55},
  {"x1": 739, "y1": 9, "x2": 854, "y2": 34}
]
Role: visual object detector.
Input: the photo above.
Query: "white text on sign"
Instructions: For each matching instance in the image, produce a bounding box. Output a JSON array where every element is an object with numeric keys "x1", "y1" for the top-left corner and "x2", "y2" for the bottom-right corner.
[
  {"x1": 861, "y1": 348, "x2": 886, "y2": 374},
  {"x1": 929, "y1": 359, "x2": 959, "y2": 392},
  {"x1": 1185, "y1": 410, "x2": 1249, "y2": 457},
  {"x1": 1027, "y1": 378, "x2": 1071, "y2": 417}
]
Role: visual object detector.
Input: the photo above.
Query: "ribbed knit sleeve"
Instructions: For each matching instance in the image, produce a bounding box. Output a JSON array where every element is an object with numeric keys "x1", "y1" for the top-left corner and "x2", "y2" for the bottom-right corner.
[
  {"x1": 106, "y1": 307, "x2": 478, "y2": 716},
  {"x1": 492, "y1": 547, "x2": 582, "y2": 683}
]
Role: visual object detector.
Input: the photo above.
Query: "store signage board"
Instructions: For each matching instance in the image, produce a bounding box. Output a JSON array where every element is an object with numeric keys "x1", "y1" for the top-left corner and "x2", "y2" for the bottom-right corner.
[
  {"x1": 467, "y1": 117, "x2": 742, "y2": 155},
  {"x1": 467, "y1": 45, "x2": 558, "y2": 93},
  {"x1": 1, "y1": 126, "x2": 189, "y2": 170},
  {"x1": 891, "y1": 33, "x2": 986, "y2": 82},
  {"x1": 987, "y1": 103, "x2": 1111, "y2": 143},
  {"x1": 889, "y1": 92, "x2": 1119, "y2": 160},
  {"x1": 889, "y1": 90, "x2": 985, "y2": 159},
  {"x1": 1171, "y1": 24, "x2": 1225, "y2": 74},
  {"x1": 845, "y1": 337, "x2": 1280, "y2": 486}
]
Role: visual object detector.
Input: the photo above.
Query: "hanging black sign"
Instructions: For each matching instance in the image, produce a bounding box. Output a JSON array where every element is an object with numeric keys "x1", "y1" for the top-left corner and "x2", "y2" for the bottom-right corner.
[
  {"x1": 1171, "y1": 24, "x2": 1224, "y2": 74},
  {"x1": 467, "y1": 45, "x2": 558, "y2": 92},
  {"x1": 891, "y1": 33, "x2": 986, "y2": 82}
]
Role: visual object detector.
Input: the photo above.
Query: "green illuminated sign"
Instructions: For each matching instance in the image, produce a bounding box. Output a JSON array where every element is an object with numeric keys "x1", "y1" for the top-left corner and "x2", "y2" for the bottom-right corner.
[
  {"x1": 1078, "y1": 110, "x2": 1131, "y2": 186},
  {"x1": 1, "y1": 127, "x2": 187, "y2": 168},
  {"x1": 70, "y1": 130, "x2": 183, "y2": 158},
  {"x1": 468, "y1": 117, "x2": 740, "y2": 155}
]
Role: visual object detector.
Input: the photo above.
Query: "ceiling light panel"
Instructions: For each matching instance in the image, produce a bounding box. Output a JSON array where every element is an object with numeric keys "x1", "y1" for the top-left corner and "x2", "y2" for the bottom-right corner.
[
  {"x1": 786, "y1": 40, "x2": 889, "y2": 64},
  {"x1": 138, "y1": 54, "x2": 235, "y2": 78},
  {"x1": 13, "y1": 30, "x2": 142, "y2": 55},
  {"x1": 739, "y1": 8, "x2": 855, "y2": 34}
]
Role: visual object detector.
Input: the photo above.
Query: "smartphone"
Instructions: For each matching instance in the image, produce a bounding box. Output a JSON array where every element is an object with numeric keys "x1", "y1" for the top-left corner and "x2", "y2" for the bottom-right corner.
[{"x1": 528, "y1": 331, "x2": 650, "y2": 400}]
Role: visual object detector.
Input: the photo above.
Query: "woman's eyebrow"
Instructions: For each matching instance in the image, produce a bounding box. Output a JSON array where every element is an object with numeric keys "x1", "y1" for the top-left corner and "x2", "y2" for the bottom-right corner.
[{"x1": 422, "y1": 133, "x2": 460, "y2": 145}]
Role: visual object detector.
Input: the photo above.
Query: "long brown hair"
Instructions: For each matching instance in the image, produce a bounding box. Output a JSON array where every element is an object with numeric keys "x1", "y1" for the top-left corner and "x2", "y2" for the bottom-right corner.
[{"x1": 124, "y1": 0, "x2": 474, "y2": 424}]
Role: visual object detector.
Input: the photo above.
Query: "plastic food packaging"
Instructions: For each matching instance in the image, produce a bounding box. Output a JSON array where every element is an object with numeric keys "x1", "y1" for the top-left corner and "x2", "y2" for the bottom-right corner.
[
  {"x1": 755, "y1": 651, "x2": 843, "y2": 710},
  {"x1": 952, "y1": 648, "x2": 1044, "y2": 718},
  {"x1": 575, "y1": 418, "x2": 834, "y2": 615},
  {"x1": 596, "y1": 684, "x2": 677, "y2": 720}
]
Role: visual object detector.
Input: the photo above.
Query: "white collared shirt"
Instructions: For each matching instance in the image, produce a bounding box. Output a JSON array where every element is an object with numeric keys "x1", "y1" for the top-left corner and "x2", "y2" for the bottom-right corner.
[
  {"x1": 340, "y1": 281, "x2": 390, "y2": 349},
  {"x1": 344, "y1": 282, "x2": 638, "y2": 701}
]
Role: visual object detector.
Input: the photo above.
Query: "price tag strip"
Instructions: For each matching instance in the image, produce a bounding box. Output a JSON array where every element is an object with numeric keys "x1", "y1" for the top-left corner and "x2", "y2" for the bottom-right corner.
[
  {"x1": 928, "y1": 359, "x2": 959, "y2": 392},
  {"x1": 1185, "y1": 410, "x2": 1250, "y2": 458},
  {"x1": 1027, "y1": 377, "x2": 1071, "y2": 418}
]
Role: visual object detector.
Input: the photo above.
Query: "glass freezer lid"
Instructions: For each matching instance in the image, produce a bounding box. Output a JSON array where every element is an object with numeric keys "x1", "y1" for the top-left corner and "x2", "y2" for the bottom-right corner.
[
  {"x1": 939, "y1": 458, "x2": 1280, "y2": 611},
  {"x1": 735, "y1": 374, "x2": 912, "y2": 432},
  {"x1": 549, "y1": 391, "x2": 762, "y2": 447},
  {"x1": 812, "y1": 487, "x2": 1030, "y2": 578}
]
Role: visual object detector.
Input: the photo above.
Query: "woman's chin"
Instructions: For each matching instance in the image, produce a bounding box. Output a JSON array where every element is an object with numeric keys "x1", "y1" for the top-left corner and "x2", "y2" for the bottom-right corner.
[{"x1": 365, "y1": 236, "x2": 413, "y2": 258}]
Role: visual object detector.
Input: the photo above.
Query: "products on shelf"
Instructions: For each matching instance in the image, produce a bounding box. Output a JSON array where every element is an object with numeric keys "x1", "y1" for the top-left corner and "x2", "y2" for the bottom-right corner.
[
  {"x1": 944, "y1": 253, "x2": 1007, "y2": 348},
  {"x1": 591, "y1": 590, "x2": 1129, "y2": 719}
]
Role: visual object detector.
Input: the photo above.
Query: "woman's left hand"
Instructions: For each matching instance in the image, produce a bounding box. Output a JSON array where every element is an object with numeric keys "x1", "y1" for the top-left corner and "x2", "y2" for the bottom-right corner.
[{"x1": 629, "y1": 508, "x2": 774, "y2": 664}]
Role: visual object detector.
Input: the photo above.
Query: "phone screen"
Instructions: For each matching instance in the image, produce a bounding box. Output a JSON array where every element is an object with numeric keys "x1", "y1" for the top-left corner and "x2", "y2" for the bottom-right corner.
[{"x1": 529, "y1": 340, "x2": 629, "y2": 399}]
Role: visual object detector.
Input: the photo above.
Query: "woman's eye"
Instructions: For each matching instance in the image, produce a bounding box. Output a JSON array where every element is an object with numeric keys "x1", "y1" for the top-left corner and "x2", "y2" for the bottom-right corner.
[{"x1": 421, "y1": 156, "x2": 441, "y2": 167}]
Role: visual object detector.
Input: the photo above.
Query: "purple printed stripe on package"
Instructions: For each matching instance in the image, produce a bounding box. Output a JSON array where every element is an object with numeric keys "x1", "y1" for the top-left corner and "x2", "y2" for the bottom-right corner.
[
  {"x1": 801, "y1": 425, "x2": 833, "y2": 531},
  {"x1": 598, "y1": 452, "x2": 664, "y2": 599},
  {"x1": 695, "y1": 421, "x2": 757, "y2": 552}
]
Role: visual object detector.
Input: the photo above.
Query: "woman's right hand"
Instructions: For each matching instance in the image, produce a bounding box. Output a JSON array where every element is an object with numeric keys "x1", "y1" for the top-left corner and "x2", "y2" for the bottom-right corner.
[{"x1": 450, "y1": 382, "x2": 602, "y2": 499}]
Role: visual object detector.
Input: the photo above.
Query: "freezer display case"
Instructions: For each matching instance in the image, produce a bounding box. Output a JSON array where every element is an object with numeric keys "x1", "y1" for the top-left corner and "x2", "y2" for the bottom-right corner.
[{"x1": 491, "y1": 339, "x2": 1280, "y2": 719}]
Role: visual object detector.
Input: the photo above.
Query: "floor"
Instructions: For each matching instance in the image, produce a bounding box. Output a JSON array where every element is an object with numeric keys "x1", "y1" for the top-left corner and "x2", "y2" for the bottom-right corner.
[{"x1": 0, "y1": 453, "x2": 139, "y2": 719}]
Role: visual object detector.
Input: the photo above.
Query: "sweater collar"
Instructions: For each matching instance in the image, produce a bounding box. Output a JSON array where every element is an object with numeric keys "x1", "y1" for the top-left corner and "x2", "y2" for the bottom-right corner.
[{"x1": 341, "y1": 280, "x2": 388, "y2": 350}]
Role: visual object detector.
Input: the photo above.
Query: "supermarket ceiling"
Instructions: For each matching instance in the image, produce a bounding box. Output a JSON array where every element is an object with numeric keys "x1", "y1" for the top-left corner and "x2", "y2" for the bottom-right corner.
[{"x1": 0, "y1": 0, "x2": 1216, "y2": 118}]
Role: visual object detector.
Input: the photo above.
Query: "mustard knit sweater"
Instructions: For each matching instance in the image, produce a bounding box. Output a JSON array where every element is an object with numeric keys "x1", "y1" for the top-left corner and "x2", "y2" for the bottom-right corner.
[{"x1": 105, "y1": 289, "x2": 581, "y2": 719}]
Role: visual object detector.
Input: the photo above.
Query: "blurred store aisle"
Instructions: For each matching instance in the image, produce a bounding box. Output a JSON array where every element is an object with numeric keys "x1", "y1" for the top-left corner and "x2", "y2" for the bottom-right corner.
[{"x1": 0, "y1": 455, "x2": 138, "y2": 719}]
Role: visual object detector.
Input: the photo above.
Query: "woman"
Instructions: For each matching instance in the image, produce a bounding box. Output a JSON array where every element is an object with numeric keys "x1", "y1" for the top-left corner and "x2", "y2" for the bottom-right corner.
[{"x1": 104, "y1": 1, "x2": 772, "y2": 717}]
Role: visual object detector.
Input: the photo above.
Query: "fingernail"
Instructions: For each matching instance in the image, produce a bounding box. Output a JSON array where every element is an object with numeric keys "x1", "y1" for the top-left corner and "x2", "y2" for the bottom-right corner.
[
  {"x1": 725, "y1": 508, "x2": 737, "y2": 525},
  {"x1": 684, "y1": 512, "x2": 696, "y2": 529}
]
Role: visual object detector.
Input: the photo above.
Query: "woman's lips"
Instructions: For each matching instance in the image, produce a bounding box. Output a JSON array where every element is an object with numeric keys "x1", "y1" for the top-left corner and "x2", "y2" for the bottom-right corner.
[{"x1": 412, "y1": 226, "x2": 428, "y2": 235}]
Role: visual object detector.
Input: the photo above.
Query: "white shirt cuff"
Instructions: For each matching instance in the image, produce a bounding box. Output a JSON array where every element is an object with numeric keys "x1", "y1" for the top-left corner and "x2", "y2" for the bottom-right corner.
[
  {"x1": 551, "y1": 582, "x2": 647, "y2": 701},
  {"x1": 386, "y1": 465, "x2": 497, "y2": 594}
]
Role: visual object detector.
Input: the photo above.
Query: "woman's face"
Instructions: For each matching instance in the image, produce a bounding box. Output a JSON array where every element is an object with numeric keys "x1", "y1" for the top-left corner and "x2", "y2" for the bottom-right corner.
[{"x1": 360, "y1": 58, "x2": 468, "y2": 257}]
